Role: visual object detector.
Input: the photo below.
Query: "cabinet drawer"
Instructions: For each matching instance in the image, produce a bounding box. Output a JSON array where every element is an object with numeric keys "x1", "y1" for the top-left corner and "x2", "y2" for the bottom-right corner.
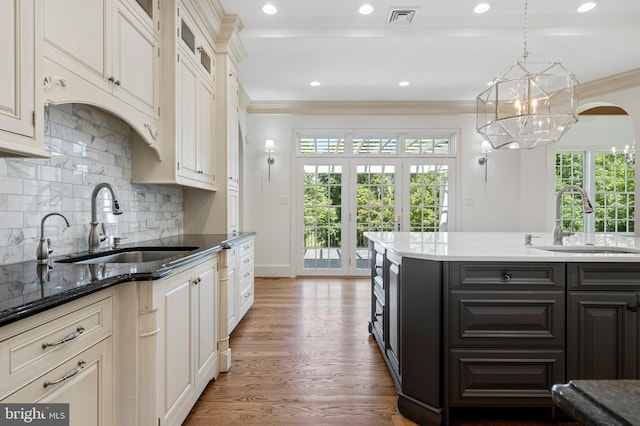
[
  {"x1": 2, "y1": 337, "x2": 112, "y2": 416},
  {"x1": 0, "y1": 294, "x2": 113, "y2": 396},
  {"x1": 239, "y1": 283, "x2": 254, "y2": 316},
  {"x1": 373, "y1": 296, "x2": 384, "y2": 338},
  {"x1": 450, "y1": 291, "x2": 564, "y2": 347},
  {"x1": 237, "y1": 238, "x2": 254, "y2": 259},
  {"x1": 568, "y1": 263, "x2": 640, "y2": 290},
  {"x1": 449, "y1": 262, "x2": 564, "y2": 290},
  {"x1": 450, "y1": 349, "x2": 564, "y2": 406}
]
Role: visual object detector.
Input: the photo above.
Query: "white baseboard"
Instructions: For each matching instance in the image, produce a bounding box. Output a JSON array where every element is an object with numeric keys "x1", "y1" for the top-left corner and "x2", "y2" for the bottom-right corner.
[{"x1": 255, "y1": 264, "x2": 294, "y2": 278}]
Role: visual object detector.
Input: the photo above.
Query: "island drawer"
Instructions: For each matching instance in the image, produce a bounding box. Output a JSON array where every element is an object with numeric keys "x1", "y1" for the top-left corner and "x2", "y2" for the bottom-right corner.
[
  {"x1": 449, "y1": 349, "x2": 564, "y2": 406},
  {"x1": 0, "y1": 291, "x2": 113, "y2": 396},
  {"x1": 568, "y1": 263, "x2": 640, "y2": 290},
  {"x1": 449, "y1": 262, "x2": 565, "y2": 290},
  {"x1": 449, "y1": 290, "x2": 565, "y2": 347}
]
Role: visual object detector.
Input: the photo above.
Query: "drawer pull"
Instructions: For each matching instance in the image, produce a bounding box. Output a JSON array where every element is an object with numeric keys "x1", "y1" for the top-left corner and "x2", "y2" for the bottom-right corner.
[
  {"x1": 42, "y1": 326, "x2": 85, "y2": 349},
  {"x1": 503, "y1": 273, "x2": 513, "y2": 281},
  {"x1": 43, "y1": 360, "x2": 86, "y2": 388},
  {"x1": 626, "y1": 303, "x2": 639, "y2": 312},
  {"x1": 375, "y1": 313, "x2": 383, "y2": 317}
]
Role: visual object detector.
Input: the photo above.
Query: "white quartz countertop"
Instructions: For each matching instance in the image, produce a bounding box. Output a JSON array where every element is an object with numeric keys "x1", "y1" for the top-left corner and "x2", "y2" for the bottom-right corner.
[{"x1": 364, "y1": 232, "x2": 640, "y2": 262}]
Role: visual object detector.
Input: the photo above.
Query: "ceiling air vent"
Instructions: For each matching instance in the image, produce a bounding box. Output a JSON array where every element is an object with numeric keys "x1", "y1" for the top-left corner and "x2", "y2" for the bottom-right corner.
[{"x1": 387, "y1": 9, "x2": 416, "y2": 24}]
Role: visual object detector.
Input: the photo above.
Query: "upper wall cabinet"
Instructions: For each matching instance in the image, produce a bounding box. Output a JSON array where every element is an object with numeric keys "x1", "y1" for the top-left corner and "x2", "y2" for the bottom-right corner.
[
  {"x1": 176, "y1": 7, "x2": 216, "y2": 187},
  {"x1": 0, "y1": 0, "x2": 47, "y2": 157},
  {"x1": 43, "y1": 0, "x2": 161, "y2": 148},
  {"x1": 131, "y1": 0, "x2": 218, "y2": 191}
]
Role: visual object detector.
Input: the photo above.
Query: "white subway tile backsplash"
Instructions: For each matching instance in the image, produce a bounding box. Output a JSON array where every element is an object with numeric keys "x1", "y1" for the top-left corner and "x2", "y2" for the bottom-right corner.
[{"x1": 0, "y1": 104, "x2": 184, "y2": 265}]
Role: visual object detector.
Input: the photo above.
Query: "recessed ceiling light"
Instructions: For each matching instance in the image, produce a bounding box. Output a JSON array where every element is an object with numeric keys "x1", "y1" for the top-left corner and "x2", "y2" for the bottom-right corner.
[
  {"x1": 359, "y1": 4, "x2": 374, "y2": 15},
  {"x1": 474, "y1": 2, "x2": 492, "y2": 14},
  {"x1": 262, "y1": 4, "x2": 277, "y2": 14},
  {"x1": 577, "y1": 1, "x2": 598, "y2": 13},
  {"x1": 398, "y1": 81, "x2": 410, "y2": 87},
  {"x1": 310, "y1": 81, "x2": 321, "y2": 87}
]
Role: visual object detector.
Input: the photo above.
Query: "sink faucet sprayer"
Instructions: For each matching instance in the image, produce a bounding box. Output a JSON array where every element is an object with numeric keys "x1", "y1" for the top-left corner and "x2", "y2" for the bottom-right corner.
[
  {"x1": 88, "y1": 183, "x2": 123, "y2": 253},
  {"x1": 37, "y1": 212, "x2": 70, "y2": 264},
  {"x1": 553, "y1": 185, "x2": 594, "y2": 245}
]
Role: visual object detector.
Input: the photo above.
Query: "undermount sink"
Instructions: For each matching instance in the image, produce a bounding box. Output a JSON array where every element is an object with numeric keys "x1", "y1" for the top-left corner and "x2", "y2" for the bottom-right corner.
[
  {"x1": 532, "y1": 245, "x2": 640, "y2": 254},
  {"x1": 56, "y1": 246, "x2": 199, "y2": 264}
]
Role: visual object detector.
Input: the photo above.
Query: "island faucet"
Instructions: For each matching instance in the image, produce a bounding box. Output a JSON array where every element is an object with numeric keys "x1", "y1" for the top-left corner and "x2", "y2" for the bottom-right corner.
[
  {"x1": 88, "y1": 183, "x2": 123, "y2": 252},
  {"x1": 553, "y1": 184, "x2": 594, "y2": 245},
  {"x1": 37, "y1": 212, "x2": 70, "y2": 264}
]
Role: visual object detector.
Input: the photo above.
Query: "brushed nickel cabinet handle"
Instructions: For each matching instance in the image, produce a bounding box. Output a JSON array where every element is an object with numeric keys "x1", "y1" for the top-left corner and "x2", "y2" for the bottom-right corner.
[
  {"x1": 42, "y1": 326, "x2": 85, "y2": 349},
  {"x1": 43, "y1": 360, "x2": 86, "y2": 387}
]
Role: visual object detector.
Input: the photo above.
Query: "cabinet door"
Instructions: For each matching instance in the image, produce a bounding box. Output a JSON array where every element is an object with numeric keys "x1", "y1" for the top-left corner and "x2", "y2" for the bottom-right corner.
[
  {"x1": 177, "y1": 52, "x2": 200, "y2": 181},
  {"x1": 161, "y1": 278, "x2": 193, "y2": 421},
  {"x1": 44, "y1": 0, "x2": 111, "y2": 91},
  {"x1": 227, "y1": 253, "x2": 238, "y2": 332},
  {"x1": 198, "y1": 77, "x2": 215, "y2": 184},
  {"x1": 568, "y1": 291, "x2": 639, "y2": 380},
  {"x1": 0, "y1": 0, "x2": 36, "y2": 139},
  {"x1": 227, "y1": 187, "x2": 240, "y2": 235},
  {"x1": 194, "y1": 265, "x2": 216, "y2": 391},
  {"x1": 2, "y1": 338, "x2": 113, "y2": 426},
  {"x1": 113, "y1": 3, "x2": 159, "y2": 117},
  {"x1": 227, "y1": 95, "x2": 239, "y2": 186}
]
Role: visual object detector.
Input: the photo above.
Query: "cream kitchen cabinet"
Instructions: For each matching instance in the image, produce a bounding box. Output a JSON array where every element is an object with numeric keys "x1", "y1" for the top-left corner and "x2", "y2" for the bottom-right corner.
[
  {"x1": 0, "y1": 289, "x2": 115, "y2": 426},
  {"x1": 195, "y1": 19, "x2": 246, "y2": 233},
  {"x1": 0, "y1": 0, "x2": 47, "y2": 157},
  {"x1": 132, "y1": 0, "x2": 217, "y2": 191},
  {"x1": 119, "y1": 254, "x2": 219, "y2": 426},
  {"x1": 43, "y1": 0, "x2": 160, "y2": 146},
  {"x1": 218, "y1": 235, "x2": 254, "y2": 373},
  {"x1": 175, "y1": 9, "x2": 216, "y2": 187}
]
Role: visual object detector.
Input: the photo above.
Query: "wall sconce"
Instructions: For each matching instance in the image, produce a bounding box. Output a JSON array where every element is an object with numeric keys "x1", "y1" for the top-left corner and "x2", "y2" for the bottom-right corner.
[
  {"x1": 478, "y1": 141, "x2": 492, "y2": 182},
  {"x1": 265, "y1": 139, "x2": 275, "y2": 181}
]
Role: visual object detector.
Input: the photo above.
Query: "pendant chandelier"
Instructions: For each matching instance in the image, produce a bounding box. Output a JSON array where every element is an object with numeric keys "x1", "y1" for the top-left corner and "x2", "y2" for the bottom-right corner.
[{"x1": 476, "y1": 0, "x2": 579, "y2": 149}]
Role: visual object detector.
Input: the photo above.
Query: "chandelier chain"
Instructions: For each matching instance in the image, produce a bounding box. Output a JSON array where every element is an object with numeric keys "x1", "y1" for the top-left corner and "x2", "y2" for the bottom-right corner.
[{"x1": 523, "y1": 0, "x2": 528, "y2": 59}]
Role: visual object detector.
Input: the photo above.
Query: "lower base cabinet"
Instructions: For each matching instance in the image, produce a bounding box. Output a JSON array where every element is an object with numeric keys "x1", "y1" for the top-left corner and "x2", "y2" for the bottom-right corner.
[
  {"x1": 0, "y1": 289, "x2": 115, "y2": 426},
  {"x1": 218, "y1": 236, "x2": 255, "y2": 374},
  {"x1": 119, "y1": 254, "x2": 219, "y2": 426},
  {"x1": 3, "y1": 338, "x2": 113, "y2": 426}
]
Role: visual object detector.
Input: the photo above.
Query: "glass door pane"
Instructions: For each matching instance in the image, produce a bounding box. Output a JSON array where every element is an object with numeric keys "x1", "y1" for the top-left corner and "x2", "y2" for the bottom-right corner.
[
  {"x1": 302, "y1": 164, "x2": 345, "y2": 272},
  {"x1": 352, "y1": 163, "x2": 399, "y2": 274},
  {"x1": 408, "y1": 164, "x2": 450, "y2": 232}
]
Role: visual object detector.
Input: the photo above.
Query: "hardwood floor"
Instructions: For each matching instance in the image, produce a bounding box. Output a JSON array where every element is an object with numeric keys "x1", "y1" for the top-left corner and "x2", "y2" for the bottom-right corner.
[{"x1": 184, "y1": 277, "x2": 579, "y2": 425}]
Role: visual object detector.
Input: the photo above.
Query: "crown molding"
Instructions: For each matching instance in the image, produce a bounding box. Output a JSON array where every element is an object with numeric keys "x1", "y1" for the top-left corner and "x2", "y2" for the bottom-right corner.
[
  {"x1": 579, "y1": 68, "x2": 640, "y2": 100},
  {"x1": 243, "y1": 69, "x2": 640, "y2": 115},
  {"x1": 246, "y1": 100, "x2": 477, "y2": 115}
]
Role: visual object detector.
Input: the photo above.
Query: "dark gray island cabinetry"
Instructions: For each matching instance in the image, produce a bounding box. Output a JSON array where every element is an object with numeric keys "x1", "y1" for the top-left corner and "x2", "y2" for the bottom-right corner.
[
  {"x1": 366, "y1": 232, "x2": 640, "y2": 426},
  {"x1": 567, "y1": 263, "x2": 640, "y2": 380}
]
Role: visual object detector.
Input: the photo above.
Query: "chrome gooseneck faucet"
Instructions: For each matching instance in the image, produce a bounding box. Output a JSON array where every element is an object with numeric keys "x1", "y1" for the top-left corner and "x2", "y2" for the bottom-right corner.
[
  {"x1": 37, "y1": 212, "x2": 70, "y2": 264},
  {"x1": 88, "y1": 183, "x2": 123, "y2": 253},
  {"x1": 553, "y1": 184, "x2": 594, "y2": 245}
]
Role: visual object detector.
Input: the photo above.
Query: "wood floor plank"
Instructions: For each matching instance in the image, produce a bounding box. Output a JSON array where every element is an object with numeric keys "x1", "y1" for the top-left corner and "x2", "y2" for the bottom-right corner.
[{"x1": 184, "y1": 277, "x2": 578, "y2": 425}]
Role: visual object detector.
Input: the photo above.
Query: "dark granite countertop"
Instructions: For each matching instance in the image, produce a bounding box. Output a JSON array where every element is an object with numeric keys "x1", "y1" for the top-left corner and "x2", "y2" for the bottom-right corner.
[
  {"x1": 552, "y1": 380, "x2": 640, "y2": 426},
  {"x1": 0, "y1": 232, "x2": 255, "y2": 327}
]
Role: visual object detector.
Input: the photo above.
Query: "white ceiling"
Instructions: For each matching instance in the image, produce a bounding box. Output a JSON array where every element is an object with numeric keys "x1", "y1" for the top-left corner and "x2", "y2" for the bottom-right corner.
[{"x1": 217, "y1": 0, "x2": 640, "y2": 103}]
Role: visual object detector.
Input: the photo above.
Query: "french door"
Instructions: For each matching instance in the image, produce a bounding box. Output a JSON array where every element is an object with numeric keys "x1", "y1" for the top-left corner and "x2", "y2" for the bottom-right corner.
[{"x1": 298, "y1": 158, "x2": 452, "y2": 276}]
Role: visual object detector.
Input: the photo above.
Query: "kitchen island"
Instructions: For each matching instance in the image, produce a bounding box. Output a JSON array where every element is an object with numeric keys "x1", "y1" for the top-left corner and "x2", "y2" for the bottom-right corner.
[{"x1": 365, "y1": 232, "x2": 640, "y2": 426}]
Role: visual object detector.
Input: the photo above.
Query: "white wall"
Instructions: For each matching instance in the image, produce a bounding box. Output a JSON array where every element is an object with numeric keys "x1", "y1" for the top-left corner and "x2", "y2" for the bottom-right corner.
[{"x1": 243, "y1": 113, "x2": 540, "y2": 277}]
